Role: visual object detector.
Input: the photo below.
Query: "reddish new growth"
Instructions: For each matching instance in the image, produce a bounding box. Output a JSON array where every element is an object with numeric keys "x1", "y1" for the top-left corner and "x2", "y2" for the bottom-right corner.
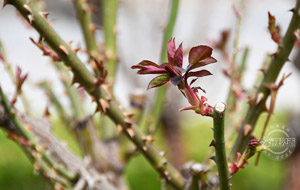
[
  {"x1": 131, "y1": 38, "x2": 217, "y2": 116},
  {"x1": 230, "y1": 138, "x2": 261, "y2": 174}
]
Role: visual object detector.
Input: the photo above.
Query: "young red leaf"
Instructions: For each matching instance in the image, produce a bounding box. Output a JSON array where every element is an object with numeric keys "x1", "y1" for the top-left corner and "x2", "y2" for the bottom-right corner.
[
  {"x1": 186, "y1": 70, "x2": 213, "y2": 78},
  {"x1": 131, "y1": 60, "x2": 167, "y2": 74},
  {"x1": 268, "y1": 12, "x2": 281, "y2": 44},
  {"x1": 147, "y1": 74, "x2": 170, "y2": 89},
  {"x1": 188, "y1": 45, "x2": 213, "y2": 65},
  {"x1": 186, "y1": 57, "x2": 217, "y2": 72},
  {"x1": 174, "y1": 43, "x2": 183, "y2": 67},
  {"x1": 167, "y1": 38, "x2": 176, "y2": 62}
]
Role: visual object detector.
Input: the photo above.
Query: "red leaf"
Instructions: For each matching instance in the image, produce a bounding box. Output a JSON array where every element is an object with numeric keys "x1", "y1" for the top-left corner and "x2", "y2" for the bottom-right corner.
[
  {"x1": 131, "y1": 60, "x2": 167, "y2": 74},
  {"x1": 268, "y1": 12, "x2": 281, "y2": 44},
  {"x1": 186, "y1": 70, "x2": 213, "y2": 78},
  {"x1": 147, "y1": 74, "x2": 170, "y2": 89},
  {"x1": 174, "y1": 43, "x2": 183, "y2": 67},
  {"x1": 186, "y1": 57, "x2": 217, "y2": 72},
  {"x1": 167, "y1": 38, "x2": 176, "y2": 63},
  {"x1": 189, "y1": 45, "x2": 213, "y2": 65}
]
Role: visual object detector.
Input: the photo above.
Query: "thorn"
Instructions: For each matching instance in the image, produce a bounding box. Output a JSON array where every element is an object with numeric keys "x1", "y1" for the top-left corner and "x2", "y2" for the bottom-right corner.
[
  {"x1": 82, "y1": 4, "x2": 89, "y2": 13},
  {"x1": 142, "y1": 146, "x2": 147, "y2": 151},
  {"x1": 23, "y1": 4, "x2": 32, "y2": 15},
  {"x1": 39, "y1": 12, "x2": 50, "y2": 20},
  {"x1": 164, "y1": 171, "x2": 170, "y2": 180},
  {"x1": 59, "y1": 45, "x2": 69, "y2": 55},
  {"x1": 142, "y1": 136, "x2": 147, "y2": 142},
  {"x1": 244, "y1": 124, "x2": 252, "y2": 136},
  {"x1": 72, "y1": 48, "x2": 80, "y2": 54},
  {"x1": 99, "y1": 98, "x2": 110, "y2": 113},
  {"x1": 210, "y1": 156, "x2": 216, "y2": 163},
  {"x1": 3, "y1": 0, "x2": 9, "y2": 7},
  {"x1": 209, "y1": 139, "x2": 216, "y2": 147},
  {"x1": 289, "y1": 8, "x2": 296, "y2": 13},
  {"x1": 124, "y1": 112, "x2": 134, "y2": 119},
  {"x1": 90, "y1": 24, "x2": 96, "y2": 34},
  {"x1": 256, "y1": 93, "x2": 264, "y2": 105},
  {"x1": 117, "y1": 124, "x2": 123, "y2": 133},
  {"x1": 71, "y1": 76, "x2": 79, "y2": 85},
  {"x1": 247, "y1": 94, "x2": 255, "y2": 106},
  {"x1": 67, "y1": 40, "x2": 73, "y2": 46},
  {"x1": 160, "y1": 151, "x2": 166, "y2": 157},
  {"x1": 261, "y1": 104, "x2": 268, "y2": 113},
  {"x1": 28, "y1": 14, "x2": 34, "y2": 24},
  {"x1": 147, "y1": 136, "x2": 155, "y2": 144},
  {"x1": 102, "y1": 84, "x2": 112, "y2": 96},
  {"x1": 124, "y1": 118, "x2": 133, "y2": 127},
  {"x1": 44, "y1": 106, "x2": 50, "y2": 117},
  {"x1": 127, "y1": 128, "x2": 135, "y2": 138}
]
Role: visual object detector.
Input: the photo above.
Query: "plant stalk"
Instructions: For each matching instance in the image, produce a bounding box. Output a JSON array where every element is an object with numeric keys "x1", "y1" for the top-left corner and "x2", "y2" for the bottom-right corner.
[
  {"x1": 231, "y1": 0, "x2": 300, "y2": 157},
  {"x1": 140, "y1": 0, "x2": 180, "y2": 131},
  {"x1": 212, "y1": 103, "x2": 230, "y2": 190},
  {"x1": 74, "y1": 0, "x2": 99, "y2": 60},
  {"x1": 103, "y1": 0, "x2": 118, "y2": 79},
  {"x1": 7, "y1": 1, "x2": 185, "y2": 188}
]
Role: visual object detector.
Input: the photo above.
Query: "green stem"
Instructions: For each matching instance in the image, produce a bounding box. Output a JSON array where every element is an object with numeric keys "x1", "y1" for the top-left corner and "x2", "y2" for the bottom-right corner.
[
  {"x1": 40, "y1": 81, "x2": 71, "y2": 124},
  {"x1": 212, "y1": 103, "x2": 230, "y2": 190},
  {"x1": 103, "y1": 0, "x2": 118, "y2": 80},
  {"x1": 74, "y1": 0, "x2": 99, "y2": 60},
  {"x1": 231, "y1": 0, "x2": 300, "y2": 157},
  {"x1": 140, "y1": 0, "x2": 180, "y2": 131},
  {"x1": 55, "y1": 62, "x2": 85, "y2": 120},
  {"x1": 7, "y1": 1, "x2": 185, "y2": 188},
  {"x1": 0, "y1": 86, "x2": 78, "y2": 181},
  {"x1": 225, "y1": 0, "x2": 246, "y2": 118}
]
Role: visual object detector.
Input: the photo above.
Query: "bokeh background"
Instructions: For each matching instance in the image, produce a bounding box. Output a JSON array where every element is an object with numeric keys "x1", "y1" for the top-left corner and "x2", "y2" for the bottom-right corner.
[{"x1": 0, "y1": 0, "x2": 299, "y2": 189}]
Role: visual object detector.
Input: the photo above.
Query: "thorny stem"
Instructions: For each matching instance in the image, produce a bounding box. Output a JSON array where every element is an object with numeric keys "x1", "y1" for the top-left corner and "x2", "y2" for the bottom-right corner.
[
  {"x1": 0, "y1": 86, "x2": 78, "y2": 182},
  {"x1": 212, "y1": 103, "x2": 230, "y2": 190},
  {"x1": 103, "y1": 0, "x2": 118, "y2": 79},
  {"x1": 231, "y1": 0, "x2": 300, "y2": 157},
  {"x1": 140, "y1": 0, "x2": 180, "y2": 132},
  {"x1": 225, "y1": 0, "x2": 246, "y2": 122},
  {"x1": 74, "y1": 0, "x2": 99, "y2": 60},
  {"x1": 7, "y1": 0, "x2": 185, "y2": 188}
]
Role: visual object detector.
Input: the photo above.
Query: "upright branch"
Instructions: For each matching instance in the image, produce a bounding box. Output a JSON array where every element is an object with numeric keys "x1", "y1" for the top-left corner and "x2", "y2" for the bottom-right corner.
[
  {"x1": 140, "y1": 0, "x2": 180, "y2": 131},
  {"x1": 226, "y1": 0, "x2": 246, "y2": 120},
  {"x1": 6, "y1": 0, "x2": 185, "y2": 188},
  {"x1": 103, "y1": 0, "x2": 118, "y2": 79},
  {"x1": 231, "y1": 0, "x2": 300, "y2": 157},
  {"x1": 212, "y1": 103, "x2": 230, "y2": 190},
  {"x1": 74, "y1": 0, "x2": 99, "y2": 60}
]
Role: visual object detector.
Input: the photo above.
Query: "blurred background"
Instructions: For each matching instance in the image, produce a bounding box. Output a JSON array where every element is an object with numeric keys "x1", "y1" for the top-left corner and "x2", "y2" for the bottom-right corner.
[{"x1": 0, "y1": 0, "x2": 299, "y2": 189}]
